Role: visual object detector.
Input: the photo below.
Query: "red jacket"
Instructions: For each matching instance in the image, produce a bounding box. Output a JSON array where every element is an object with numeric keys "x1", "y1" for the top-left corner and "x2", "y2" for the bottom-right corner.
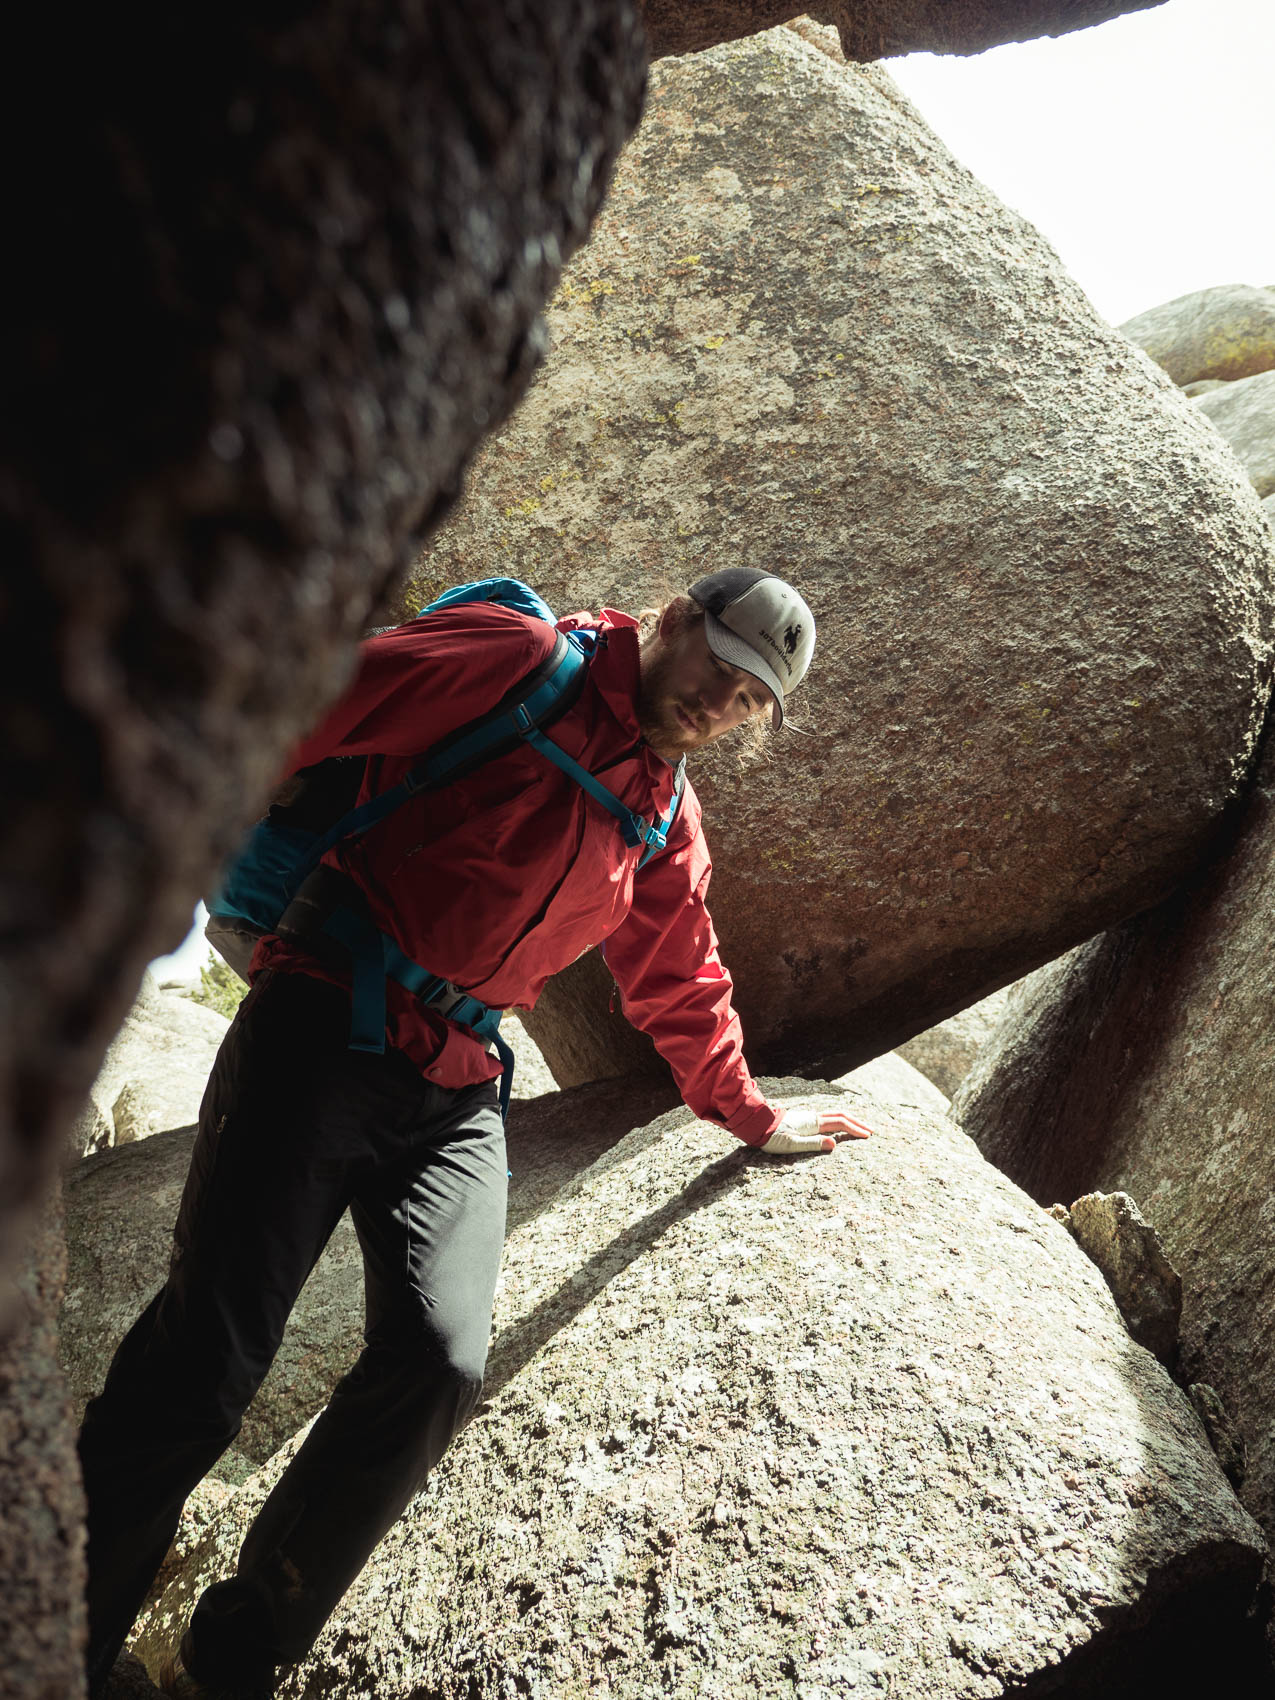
[{"x1": 255, "y1": 602, "x2": 780, "y2": 1146}]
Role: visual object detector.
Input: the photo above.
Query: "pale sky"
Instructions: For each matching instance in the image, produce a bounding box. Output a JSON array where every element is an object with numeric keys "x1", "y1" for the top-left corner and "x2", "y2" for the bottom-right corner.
[
  {"x1": 152, "y1": 0, "x2": 1274, "y2": 983},
  {"x1": 885, "y1": 0, "x2": 1275, "y2": 327}
]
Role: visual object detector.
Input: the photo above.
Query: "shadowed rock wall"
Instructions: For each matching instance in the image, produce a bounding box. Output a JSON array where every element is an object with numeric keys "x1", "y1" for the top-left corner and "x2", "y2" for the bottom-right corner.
[
  {"x1": 954, "y1": 729, "x2": 1275, "y2": 1553},
  {"x1": 640, "y1": 0, "x2": 1165, "y2": 60}
]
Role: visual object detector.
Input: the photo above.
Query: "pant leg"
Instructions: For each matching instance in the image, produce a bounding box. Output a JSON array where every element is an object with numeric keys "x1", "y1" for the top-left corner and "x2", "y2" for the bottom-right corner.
[
  {"x1": 183, "y1": 1074, "x2": 507, "y2": 1683},
  {"x1": 79, "y1": 971, "x2": 422, "y2": 1696}
]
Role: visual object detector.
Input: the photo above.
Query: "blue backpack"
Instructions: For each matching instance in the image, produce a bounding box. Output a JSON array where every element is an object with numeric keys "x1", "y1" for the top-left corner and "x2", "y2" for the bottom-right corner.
[{"x1": 206, "y1": 578, "x2": 684, "y2": 1113}]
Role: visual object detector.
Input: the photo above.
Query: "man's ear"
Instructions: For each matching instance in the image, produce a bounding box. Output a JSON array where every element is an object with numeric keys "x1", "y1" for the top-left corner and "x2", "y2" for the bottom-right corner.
[{"x1": 657, "y1": 596, "x2": 691, "y2": 642}]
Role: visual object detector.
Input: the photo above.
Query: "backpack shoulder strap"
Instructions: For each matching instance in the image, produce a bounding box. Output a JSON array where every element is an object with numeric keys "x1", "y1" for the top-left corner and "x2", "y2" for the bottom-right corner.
[{"x1": 636, "y1": 757, "x2": 686, "y2": 870}]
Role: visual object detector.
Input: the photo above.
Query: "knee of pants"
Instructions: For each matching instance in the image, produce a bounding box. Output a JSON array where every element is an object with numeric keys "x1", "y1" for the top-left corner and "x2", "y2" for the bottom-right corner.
[
  {"x1": 362, "y1": 1313, "x2": 488, "y2": 1428},
  {"x1": 409, "y1": 1322, "x2": 487, "y2": 1416}
]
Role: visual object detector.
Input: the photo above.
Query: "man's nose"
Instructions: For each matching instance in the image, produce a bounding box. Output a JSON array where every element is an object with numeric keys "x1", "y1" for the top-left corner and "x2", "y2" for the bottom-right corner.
[{"x1": 698, "y1": 675, "x2": 734, "y2": 719}]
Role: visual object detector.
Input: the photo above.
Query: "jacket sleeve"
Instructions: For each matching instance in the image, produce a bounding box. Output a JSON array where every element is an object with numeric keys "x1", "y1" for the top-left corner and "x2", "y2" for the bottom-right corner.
[
  {"x1": 284, "y1": 606, "x2": 560, "y2": 768},
  {"x1": 602, "y1": 805, "x2": 781, "y2": 1147}
]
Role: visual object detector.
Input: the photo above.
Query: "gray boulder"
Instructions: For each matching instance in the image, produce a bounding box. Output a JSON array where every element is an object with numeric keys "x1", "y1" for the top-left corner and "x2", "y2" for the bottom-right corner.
[
  {"x1": 835, "y1": 1046, "x2": 950, "y2": 1116},
  {"x1": 953, "y1": 732, "x2": 1275, "y2": 1551},
  {"x1": 420, "y1": 29, "x2": 1274, "y2": 1090},
  {"x1": 71, "y1": 973, "x2": 229, "y2": 1158},
  {"x1": 1193, "y1": 369, "x2": 1275, "y2": 498},
  {"x1": 133, "y1": 1067, "x2": 1266, "y2": 1696},
  {"x1": 504, "y1": 1013, "x2": 558, "y2": 1101},
  {"x1": 895, "y1": 987, "x2": 1012, "y2": 1098},
  {"x1": 1120, "y1": 284, "x2": 1275, "y2": 386}
]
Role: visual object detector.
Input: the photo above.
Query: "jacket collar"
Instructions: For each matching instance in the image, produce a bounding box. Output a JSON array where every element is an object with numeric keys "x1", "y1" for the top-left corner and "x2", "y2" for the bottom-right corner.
[{"x1": 556, "y1": 608, "x2": 673, "y2": 771}]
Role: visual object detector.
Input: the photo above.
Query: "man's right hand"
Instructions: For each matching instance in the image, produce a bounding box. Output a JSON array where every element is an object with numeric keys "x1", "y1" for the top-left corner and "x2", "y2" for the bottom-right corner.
[{"x1": 760, "y1": 1107, "x2": 873, "y2": 1156}]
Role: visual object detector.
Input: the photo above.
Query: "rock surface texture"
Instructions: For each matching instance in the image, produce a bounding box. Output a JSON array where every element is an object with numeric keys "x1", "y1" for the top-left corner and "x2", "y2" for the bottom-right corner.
[
  {"x1": 418, "y1": 31, "x2": 1275, "y2": 1087},
  {"x1": 953, "y1": 733, "x2": 1275, "y2": 1554},
  {"x1": 133, "y1": 1067, "x2": 1266, "y2": 1696},
  {"x1": 71, "y1": 974, "x2": 229, "y2": 1157},
  {"x1": 1193, "y1": 369, "x2": 1275, "y2": 499},
  {"x1": 895, "y1": 987, "x2": 1011, "y2": 1097},
  {"x1": 1120, "y1": 283, "x2": 1275, "y2": 386},
  {"x1": 0, "y1": 1187, "x2": 88, "y2": 1699},
  {"x1": 0, "y1": 0, "x2": 647, "y2": 1280}
]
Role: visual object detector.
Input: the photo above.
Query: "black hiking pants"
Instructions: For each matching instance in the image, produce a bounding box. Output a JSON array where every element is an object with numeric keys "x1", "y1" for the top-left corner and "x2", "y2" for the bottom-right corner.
[{"x1": 78, "y1": 969, "x2": 507, "y2": 1694}]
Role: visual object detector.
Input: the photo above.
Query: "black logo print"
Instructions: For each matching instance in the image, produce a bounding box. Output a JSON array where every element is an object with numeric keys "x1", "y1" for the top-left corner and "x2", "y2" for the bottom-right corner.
[{"x1": 783, "y1": 623, "x2": 802, "y2": 657}]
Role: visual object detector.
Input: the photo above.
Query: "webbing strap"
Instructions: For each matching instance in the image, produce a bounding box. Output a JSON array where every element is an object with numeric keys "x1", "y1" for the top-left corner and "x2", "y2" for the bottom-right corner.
[
  {"x1": 638, "y1": 758, "x2": 686, "y2": 869},
  {"x1": 321, "y1": 904, "x2": 517, "y2": 1116},
  {"x1": 515, "y1": 713, "x2": 667, "y2": 852},
  {"x1": 300, "y1": 633, "x2": 593, "y2": 879},
  {"x1": 323, "y1": 905, "x2": 391, "y2": 1053}
]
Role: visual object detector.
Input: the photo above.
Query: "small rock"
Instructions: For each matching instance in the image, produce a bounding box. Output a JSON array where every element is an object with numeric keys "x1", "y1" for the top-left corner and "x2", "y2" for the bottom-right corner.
[
  {"x1": 1188, "y1": 1384, "x2": 1247, "y2": 1491},
  {"x1": 103, "y1": 1651, "x2": 163, "y2": 1698},
  {"x1": 1067, "y1": 1192, "x2": 1182, "y2": 1365},
  {"x1": 1120, "y1": 283, "x2": 1275, "y2": 385},
  {"x1": 1193, "y1": 368, "x2": 1275, "y2": 498}
]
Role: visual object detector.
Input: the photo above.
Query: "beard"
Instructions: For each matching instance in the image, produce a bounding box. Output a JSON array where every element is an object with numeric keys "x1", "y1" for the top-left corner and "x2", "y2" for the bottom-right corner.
[{"x1": 636, "y1": 645, "x2": 707, "y2": 761}]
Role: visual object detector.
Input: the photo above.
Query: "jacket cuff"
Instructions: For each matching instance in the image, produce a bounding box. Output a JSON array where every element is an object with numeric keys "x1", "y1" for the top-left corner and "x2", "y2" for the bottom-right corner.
[{"x1": 729, "y1": 1101, "x2": 783, "y2": 1148}]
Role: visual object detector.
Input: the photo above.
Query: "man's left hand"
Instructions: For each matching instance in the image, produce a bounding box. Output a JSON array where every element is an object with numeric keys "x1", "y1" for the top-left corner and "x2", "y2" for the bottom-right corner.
[{"x1": 759, "y1": 1107, "x2": 873, "y2": 1156}]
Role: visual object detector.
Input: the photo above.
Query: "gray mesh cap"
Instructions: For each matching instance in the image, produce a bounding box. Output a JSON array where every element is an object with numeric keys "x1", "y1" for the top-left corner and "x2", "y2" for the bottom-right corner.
[{"x1": 687, "y1": 567, "x2": 816, "y2": 728}]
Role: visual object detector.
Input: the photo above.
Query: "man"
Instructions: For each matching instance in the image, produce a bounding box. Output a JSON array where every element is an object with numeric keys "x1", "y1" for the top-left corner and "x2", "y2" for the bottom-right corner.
[{"x1": 78, "y1": 566, "x2": 870, "y2": 1698}]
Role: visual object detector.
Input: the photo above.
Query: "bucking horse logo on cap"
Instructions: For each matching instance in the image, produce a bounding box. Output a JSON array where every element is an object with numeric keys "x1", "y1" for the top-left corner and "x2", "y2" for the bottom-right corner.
[{"x1": 783, "y1": 623, "x2": 802, "y2": 658}]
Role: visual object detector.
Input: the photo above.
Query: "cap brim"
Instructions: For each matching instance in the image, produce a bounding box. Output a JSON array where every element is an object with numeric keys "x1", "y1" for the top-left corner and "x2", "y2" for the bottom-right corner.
[{"x1": 704, "y1": 613, "x2": 785, "y2": 728}]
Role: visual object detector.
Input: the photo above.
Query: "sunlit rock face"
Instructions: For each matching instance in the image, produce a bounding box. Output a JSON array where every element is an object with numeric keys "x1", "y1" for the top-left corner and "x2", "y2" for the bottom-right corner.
[
  {"x1": 0, "y1": 0, "x2": 647, "y2": 1277},
  {"x1": 133, "y1": 1069, "x2": 1267, "y2": 1696},
  {"x1": 418, "y1": 27, "x2": 1275, "y2": 1086},
  {"x1": 1193, "y1": 370, "x2": 1275, "y2": 500}
]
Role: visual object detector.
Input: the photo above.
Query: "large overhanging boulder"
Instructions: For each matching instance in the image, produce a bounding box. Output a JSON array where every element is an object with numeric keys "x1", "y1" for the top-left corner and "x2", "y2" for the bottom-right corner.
[
  {"x1": 132, "y1": 1068, "x2": 1266, "y2": 1694},
  {"x1": 639, "y1": 0, "x2": 1166, "y2": 60},
  {"x1": 0, "y1": 0, "x2": 647, "y2": 1283},
  {"x1": 952, "y1": 729, "x2": 1275, "y2": 1558},
  {"x1": 416, "y1": 28, "x2": 1275, "y2": 1087}
]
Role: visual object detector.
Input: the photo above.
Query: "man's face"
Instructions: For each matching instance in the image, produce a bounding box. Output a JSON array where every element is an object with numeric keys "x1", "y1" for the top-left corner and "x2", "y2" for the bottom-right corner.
[{"x1": 638, "y1": 611, "x2": 773, "y2": 761}]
